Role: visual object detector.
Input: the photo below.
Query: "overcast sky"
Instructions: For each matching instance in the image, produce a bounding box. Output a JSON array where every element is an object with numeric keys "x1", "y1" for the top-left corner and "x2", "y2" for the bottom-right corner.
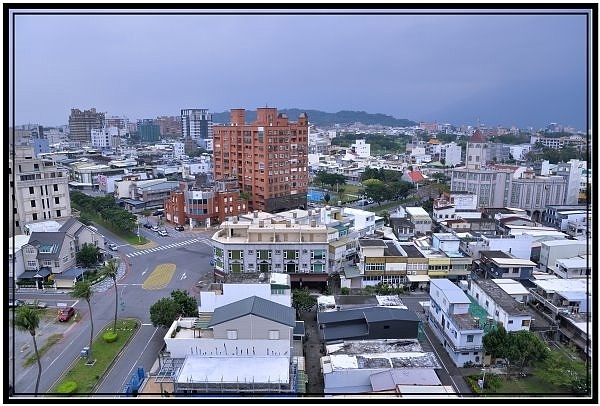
[{"x1": 8, "y1": 8, "x2": 591, "y2": 130}]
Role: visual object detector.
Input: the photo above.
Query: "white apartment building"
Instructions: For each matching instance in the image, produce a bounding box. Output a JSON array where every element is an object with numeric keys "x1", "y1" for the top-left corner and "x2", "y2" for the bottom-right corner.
[
  {"x1": 428, "y1": 278, "x2": 485, "y2": 367},
  {"x1": 538, "y1": 239, "x2": 588, "y2": 274},
  {"x1": 441, "y1": 142, "x2": 462, "y2": 167},
  {"x1": 10, "y1": 145, "x2": 72, "y2": 236},
  {"x1": 468, "y1": 279, "x2": 532, "y2": 333},
  {"x1": 350, "y1": 139, "x2": 371, "y2": 157},
  {"x1": 554, "y1": 255, "x2": 590, "y2": 279}
]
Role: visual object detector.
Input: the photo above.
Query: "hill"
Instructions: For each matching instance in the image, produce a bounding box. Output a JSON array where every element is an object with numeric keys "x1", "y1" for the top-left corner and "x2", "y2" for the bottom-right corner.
[{"x1": 212, "y1": 108, "x2": 417, "y2": 127}]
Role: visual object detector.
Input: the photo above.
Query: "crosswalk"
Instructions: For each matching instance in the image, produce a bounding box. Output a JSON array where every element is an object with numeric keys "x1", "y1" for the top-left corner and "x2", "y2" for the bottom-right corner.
[{"x1": 125, "y1": 238, "x2": 212, "y2": 258}]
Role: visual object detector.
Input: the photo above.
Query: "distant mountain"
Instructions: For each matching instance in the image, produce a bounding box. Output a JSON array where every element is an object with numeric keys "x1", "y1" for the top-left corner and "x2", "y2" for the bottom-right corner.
[{"x1": 211, "y1": 109, "x2": 418, "y2": 128}]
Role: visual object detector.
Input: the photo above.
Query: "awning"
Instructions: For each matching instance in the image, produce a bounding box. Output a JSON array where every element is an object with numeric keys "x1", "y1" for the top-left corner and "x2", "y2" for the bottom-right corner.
[
  {"x1": 19, "y1": 268, "x2": 51, "y2": 279},
  {"x1": 407, "y1": 275, "x2": 431, "y2": 282}
]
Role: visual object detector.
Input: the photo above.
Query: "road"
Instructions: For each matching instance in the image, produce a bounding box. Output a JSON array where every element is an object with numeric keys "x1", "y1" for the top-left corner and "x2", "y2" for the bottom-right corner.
[{"x1": 9, "y1": 220, "x2": 216, "y2": 397}]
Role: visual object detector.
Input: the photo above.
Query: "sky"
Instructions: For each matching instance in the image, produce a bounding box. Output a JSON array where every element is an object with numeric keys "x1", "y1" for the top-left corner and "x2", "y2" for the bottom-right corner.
[{"x1": 8, "y1": 7, "x2": 593, "y2": 131}]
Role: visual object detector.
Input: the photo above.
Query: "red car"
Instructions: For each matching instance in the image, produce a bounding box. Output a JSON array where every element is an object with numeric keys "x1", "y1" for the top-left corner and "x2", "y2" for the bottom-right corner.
[{"x1": 58, "y1": 307, "x2": 75, "y2": 322}]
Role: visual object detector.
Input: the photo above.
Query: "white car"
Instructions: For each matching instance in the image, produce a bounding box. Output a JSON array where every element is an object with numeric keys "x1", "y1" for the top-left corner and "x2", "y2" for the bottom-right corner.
[
  {"x1": 158, "y1": 230, "x2": 168, "y2": 237},
  {"x1": 108, "y1": 243, "x2": 118, "y2": 251},
  {"x1": 151, "y1": 226, "x2": 160, "y2": 232}
]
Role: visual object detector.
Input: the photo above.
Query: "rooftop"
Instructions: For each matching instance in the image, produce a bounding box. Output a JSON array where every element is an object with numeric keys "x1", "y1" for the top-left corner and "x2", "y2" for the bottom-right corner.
[{"x1": 473, "y1": 279, "x2": 530, "y2": 316}]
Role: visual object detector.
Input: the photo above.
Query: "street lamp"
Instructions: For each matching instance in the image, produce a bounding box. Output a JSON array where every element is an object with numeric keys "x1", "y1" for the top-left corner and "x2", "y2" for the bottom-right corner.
[{"x1": 479, "y1": 368, "x2": 486, "y2": 393}]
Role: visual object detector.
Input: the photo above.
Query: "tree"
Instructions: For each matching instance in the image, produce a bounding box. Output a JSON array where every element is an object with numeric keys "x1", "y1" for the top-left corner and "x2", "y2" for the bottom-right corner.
[
  {"x1": 71, "y1": 281, "x2": 94, "y2": 363},
  {"x1": 100, "y1": 258, "x2": 121, "y2": 334},
  {"x1": 323, "y1": 193, "x2": 331, "y2": 204},
  {"x1": 149, "y1": 290, "x2": 198, "y2": 329},
  {"x1": 12, "y1": 306, "x2": 42, "y2": 396},
  {"x1": 171, "y1": 289, "x2": 199, "y2": 318},
  {"x1": 362, "y1": 178, "x2": 388, "y2": 205},
  {"x1": 292, "y1": 288, "x2": 316, "y2": 317},
  {"x1": 483, "y1": 325, "x2": 508, "y2": 362},
  {"x1": 503, "y1": 330, "x2": 549, "y2": 376},
  {"x1": 77, "y1": 243, "x2": 100, "y2": 268},
  {"x1": 149, "y1": 298, "x2": 181, "y2": 328}
]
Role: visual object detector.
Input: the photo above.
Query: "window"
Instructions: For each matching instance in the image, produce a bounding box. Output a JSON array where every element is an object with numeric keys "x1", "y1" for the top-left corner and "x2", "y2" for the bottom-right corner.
[
  {"x1": 53, "y1": 184, "x2": 58, "y2": 192},
  {"x1": 30, "y1": 200, "x2": 36, "y2": 208},
  {"x1": 29, "y1": 186, "x2": 34, "y2": 194},
  {"x1": 268, "y1": 330, "x2": 280, "y2": 340},
  {"x1": 54, "y1": 197, "x2": 60, "y2": 204},
  {"x1": 383, "y1": 325, "x2": 390, "y2": 330},
  {"x1": 26, "y1": 260, "x2": 37, "y2": 267},
  {"x1": 466, "y1": 335, "x2": 474, "y2": 343},
  {"x1": 226, "y1": 330, "x2": 238, "y2": 340}
]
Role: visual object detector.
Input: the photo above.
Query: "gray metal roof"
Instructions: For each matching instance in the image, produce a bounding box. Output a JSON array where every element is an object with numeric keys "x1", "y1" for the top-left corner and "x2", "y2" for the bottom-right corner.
[
  {"x1": 207, "y1": 295, "x2": 296, "y2": 328},
  {"x1": 27, "y1": 232, "x2": 66, "y2": 260},
  {"x1": 318, "y1": 307, "x2": 420, "y2": 325}
]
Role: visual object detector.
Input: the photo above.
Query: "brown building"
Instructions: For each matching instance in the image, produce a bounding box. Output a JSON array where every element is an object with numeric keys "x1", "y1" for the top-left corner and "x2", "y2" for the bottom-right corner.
[
  {"x1": 212, "y1": 107, "x2": 309, "y2": 213},
  {"x1": 164, "y1": 179, "x2": 247, "y2": 227},
  {"x1": 68, "y1": 108, "x2": 105, "y2": 145},
  {"x1": 156, "y1": 116, "x2": 182, "y2": 138}
]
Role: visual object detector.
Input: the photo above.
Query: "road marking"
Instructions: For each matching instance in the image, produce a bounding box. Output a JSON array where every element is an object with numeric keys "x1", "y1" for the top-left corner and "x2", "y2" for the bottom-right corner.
[
  {"x1": 142, "y1": 267, "x2": 148, "y2": 276},
  {"x1": 181, "y1": 273, "x2": 186, "y2": 280},
  {"x1": 141, "y1": 323, "x2": 153, "y2": 326}
]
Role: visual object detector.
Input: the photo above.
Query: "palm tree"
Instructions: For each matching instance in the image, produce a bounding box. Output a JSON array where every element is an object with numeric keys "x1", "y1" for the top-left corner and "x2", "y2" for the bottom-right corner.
[
  {"x1": 100, "y1": 258, "x2": 121, "y2": 334},
  {"x1": 71, "y1": 281, "x2": 94, "y2": 363},
  {"x1": 12, "y1": 305, "x2": 42, "y2": 396}
]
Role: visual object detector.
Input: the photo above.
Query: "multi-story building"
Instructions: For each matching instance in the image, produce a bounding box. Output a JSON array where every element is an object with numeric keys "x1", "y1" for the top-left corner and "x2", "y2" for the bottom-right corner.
[
  {"x1": 474, "y1": 250, "x2": 536, "y2": 281},
  {"x1": 537, "y1": 239, "x2": 588, "y2": 274},
  {"x1": 554, "y1": 255, "x2": 590, "y2": 279},
  {"x1": 465, "y1": 129, "x2": 487, "y2": 170},
  {"x1": 211, "y1": 213, "x2": 329, "y2": 287},
  {"x1": 467, "y1": 278, "x2": 532, "y2": 332},
  {"x1": 68, "y1": 108, "x2": 105, "y2": 145},
  {"x1": 212, "y1": 108, "x2": 309, "y2": 212},
  {"x1": 428, "y1": 278, "x2": 487, "y2": 367},
  {"x1": 181, "y1": 108, "x2": 213, "y2": 141},
  {"x1": 90, "y1": 127, "x2": 120, "y2": 149},
  {"x1": 541, "y1": 204, "x2": 590, "y2": 232},
  {"x1": 440, "y1": 142, "x2": 462, "y2": 167},
  {"x1": 114, "y1": 178, "x2": 180, "y2": 213},
  {"x1": 349, "y1": 139, "x2": 370, "y2": 157},
  {"x1": 163, "y1": 179, "x2": 247, "y2": 227},
  {"x1": 9, "y1": 145, "x2": 71, "y2": 236},
  {"x1": 137, "y1": 119, "x2": 161, "y2": 143},
  {"x1": 156, "y1": 115, "x2": 182, "y2": 138}
]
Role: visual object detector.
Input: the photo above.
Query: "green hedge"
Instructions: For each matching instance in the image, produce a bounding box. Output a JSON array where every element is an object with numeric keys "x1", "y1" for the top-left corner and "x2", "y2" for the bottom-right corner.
[{"x1": 55, "y1": 380, "x2": 77, "y2": 394}]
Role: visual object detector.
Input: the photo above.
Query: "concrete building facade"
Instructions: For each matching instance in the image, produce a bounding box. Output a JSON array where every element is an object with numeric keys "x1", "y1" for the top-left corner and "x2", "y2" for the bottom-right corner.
[{"x1": 212, "y1": 108, "x2": 309, "y2": 212}]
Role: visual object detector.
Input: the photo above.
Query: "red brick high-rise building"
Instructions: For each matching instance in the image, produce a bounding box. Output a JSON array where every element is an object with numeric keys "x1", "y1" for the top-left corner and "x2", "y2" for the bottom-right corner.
[{"x1": 212, "y1": 107, "x2": 309, "y2": 213}]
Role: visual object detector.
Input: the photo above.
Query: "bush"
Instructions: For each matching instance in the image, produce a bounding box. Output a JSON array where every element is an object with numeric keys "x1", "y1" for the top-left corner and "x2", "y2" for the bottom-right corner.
[
  {"x1": 340, "y1": 287, "x2": 350, "y2": 295},
  {"x1": 102, "y1": 331, "x2": 118, "y2": 343},
  {"x1": 55, "y1": 380, "x2": 77, "y2": 394}
]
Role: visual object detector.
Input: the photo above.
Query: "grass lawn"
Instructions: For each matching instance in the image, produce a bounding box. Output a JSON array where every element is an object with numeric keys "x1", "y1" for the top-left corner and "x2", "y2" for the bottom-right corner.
[
  {"x1": 466, "y1": 373, "x2": 570, "y2": 395},
  {"x1": 51, "y1": 319, "x2": 139, "y2": 395},
  {"x1": 86, "y1": 214, "x2": 148, "y2": 246}
]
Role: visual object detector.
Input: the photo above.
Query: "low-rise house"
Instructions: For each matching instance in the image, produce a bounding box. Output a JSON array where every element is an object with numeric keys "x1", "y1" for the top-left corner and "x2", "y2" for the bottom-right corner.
[
  {"x1": 316, "y1": 307, "x2": 420, "y2": 343},
  {"x1": 553, "y1": 254, "x2": 590, "y2": 279},
  {"x1": 321, "y1": 339, "x2": 442, "y2": 394}
]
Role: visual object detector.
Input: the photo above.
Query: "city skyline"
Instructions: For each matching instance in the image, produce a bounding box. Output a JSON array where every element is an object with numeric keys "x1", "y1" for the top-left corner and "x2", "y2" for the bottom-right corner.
[{"x1": 8, "y1": 7, "x2": 592, "y2": 131}]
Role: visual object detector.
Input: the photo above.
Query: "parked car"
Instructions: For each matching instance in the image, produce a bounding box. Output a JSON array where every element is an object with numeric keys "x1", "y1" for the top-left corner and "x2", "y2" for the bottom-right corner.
[
  {"x1": 108, "y1": 243, "x2": 118, "y2": 251},
  {"x1": 151, "y1": 226, "x2": 160, "y2": 232},
  {"x1": 8, "y1": 299, "x2": 24, "y2": 308},
  {"x1": 24, "y1": 299, "x2": 47, "y2": 309},
  {"x1": 158, "y1": 230, "x2": 168, "y2": 237},
  {"x1": 175, "y1": 225, "x2": 184, "y2": 231},
  {"x1": 143, "y1": 223, "x2": 153, "y2": 229},
  {"x1": 152, "y1": 210, "x2": 164, "y2": 216},
  {"x1": 58, "y1": 306, "x2": 75, "y2": 322}
]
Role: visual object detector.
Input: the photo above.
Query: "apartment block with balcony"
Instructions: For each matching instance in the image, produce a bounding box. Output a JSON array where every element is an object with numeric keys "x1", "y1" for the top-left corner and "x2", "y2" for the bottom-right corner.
[
  {"x1": 553, "y1": 255, "x2": 590, "y2": 279},
  {"x1": 528, "y1": 276, "x2": 591, "y2": 358},
  {"x1": 211, "y1": 215, "x2": 329, "y2": 288},
  {"x1": 474, "y1": 250, "x2": 536, "y2": 281},
  {"x1": 10, "y1": 145, "x2": 72, "y2": 236},
  {"x1": 212, "y1": 108, "x2": 309, "y2": 212},
  {"x1": 538, "y1": 239, "x2": 588, "y2": 274},
  {"x1": 428, "y1": 278, "x2": 486, "y2": 367},
  {"x1": 68, "y1": 108, "x2": 105, "y2": 145}
]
